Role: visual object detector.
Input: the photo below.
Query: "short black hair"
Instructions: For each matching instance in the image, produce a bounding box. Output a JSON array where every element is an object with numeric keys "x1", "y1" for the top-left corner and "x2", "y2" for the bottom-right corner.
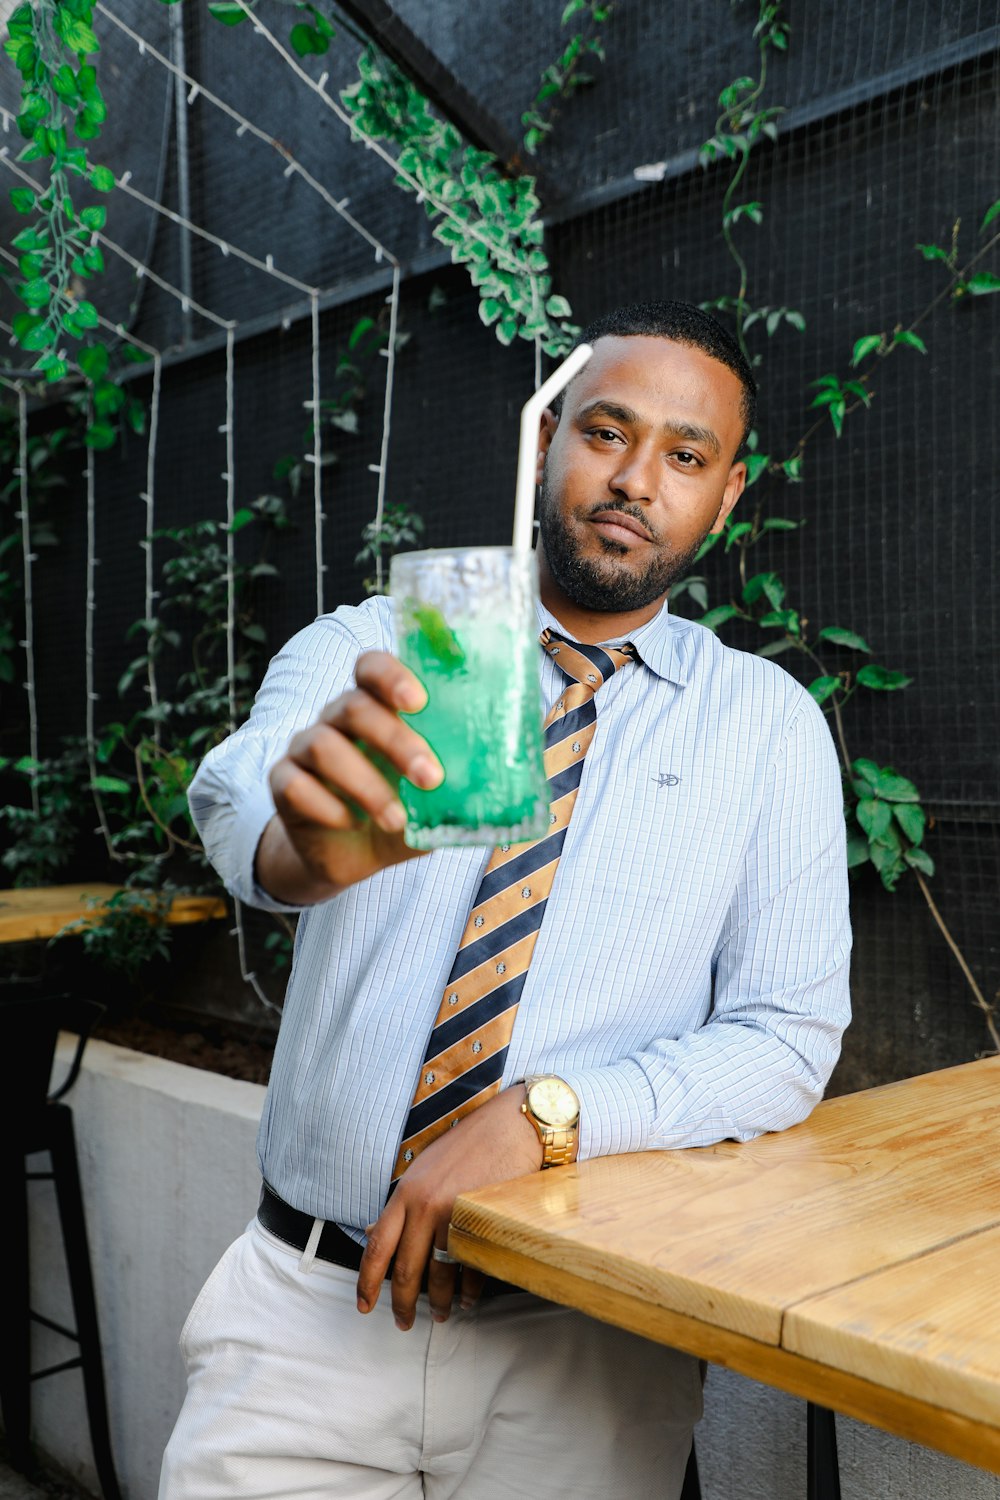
[{"x1": 552, "y1": 300, "x2": 757, "y2": 451}]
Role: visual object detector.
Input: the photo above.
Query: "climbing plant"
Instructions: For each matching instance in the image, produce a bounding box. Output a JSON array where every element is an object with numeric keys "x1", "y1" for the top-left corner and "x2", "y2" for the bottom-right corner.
[{"x1": 680, "y1": 0, "x2": 1000, "y2": 1051}]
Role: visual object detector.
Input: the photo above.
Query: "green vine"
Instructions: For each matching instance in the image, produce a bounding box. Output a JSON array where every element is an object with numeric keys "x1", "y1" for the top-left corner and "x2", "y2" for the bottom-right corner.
[
  {"x1": 683, "y1": 0, "x2": 1000, "y2": 1052},
  {"x1": 521, "y1": 0, "x2": 613, "y2": 157}
]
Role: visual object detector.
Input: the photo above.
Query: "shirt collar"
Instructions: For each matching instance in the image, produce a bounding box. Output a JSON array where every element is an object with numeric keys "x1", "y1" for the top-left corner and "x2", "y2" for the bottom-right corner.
[{"x1": 535, "y1": 597, "x2": 689, "y2": 687}]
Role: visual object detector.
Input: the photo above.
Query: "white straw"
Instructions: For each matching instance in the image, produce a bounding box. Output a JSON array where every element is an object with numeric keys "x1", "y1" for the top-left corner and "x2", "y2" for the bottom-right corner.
[{"x1": 512, "y1": 342, "x2": 593, "y2": 552}]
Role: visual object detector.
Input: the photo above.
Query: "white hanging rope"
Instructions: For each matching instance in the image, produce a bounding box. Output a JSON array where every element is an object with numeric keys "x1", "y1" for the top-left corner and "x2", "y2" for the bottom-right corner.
[
  {"x1": 223, "y1": 327, "x2": 237, "y2": 735},
  {"x1": 308, "y1": 291, "x2": 325, "y2": 615},
  {"x1": 2, "y1": 379, "x2": 41, "y2": 813},
  {"x1": 93, "y1": 3, "x2": 399, "y2": 271},
  {"x1": 114, "y1": 171, "x2": 321, "y2": 300},
  {"x1": 82, "y1": 392, "x2": 120, "y2": 860},
  {"x1": 373, "y1": 263, "x2": 401, "y2": 593},
  {"x1": 142, "y1": 350, "x2": 164, "y2": 742}
]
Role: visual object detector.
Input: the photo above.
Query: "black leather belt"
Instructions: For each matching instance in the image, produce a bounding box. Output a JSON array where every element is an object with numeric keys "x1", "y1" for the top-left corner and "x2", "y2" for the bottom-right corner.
[{"x1": 257, "y1": 1183, "x2": 522, "y2": 1299}]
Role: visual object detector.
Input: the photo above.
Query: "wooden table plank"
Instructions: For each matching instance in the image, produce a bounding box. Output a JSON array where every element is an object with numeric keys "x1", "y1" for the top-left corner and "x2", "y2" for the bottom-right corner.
[
  {"x1": 785, "y1": 1223, "x2": 1000, "y2": 1427},
  {"x1": 447, "y1": 1229, "x2": 1000, "y2": 1475},
  {"x1": 0, "y1": 884, "x2": 227, "y2": 943},
  {"x1": 451, "y1": 1058, "x2": 1000, "y2": 1345}
]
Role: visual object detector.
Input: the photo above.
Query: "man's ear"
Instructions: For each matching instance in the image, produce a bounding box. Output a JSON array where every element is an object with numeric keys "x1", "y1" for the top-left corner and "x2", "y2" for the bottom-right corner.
[
  {"x1": 535, "y1": 406, "x2": 558, "y2": 485},
  {"x1": 709, "y1": 460, "x2": 747, "y2": 534}
]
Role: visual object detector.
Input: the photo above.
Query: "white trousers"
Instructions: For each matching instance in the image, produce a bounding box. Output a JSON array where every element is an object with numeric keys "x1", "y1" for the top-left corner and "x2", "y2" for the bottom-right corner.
[{"x1": 158, "y1": 1217, "x2": 702, "y2": 1500}]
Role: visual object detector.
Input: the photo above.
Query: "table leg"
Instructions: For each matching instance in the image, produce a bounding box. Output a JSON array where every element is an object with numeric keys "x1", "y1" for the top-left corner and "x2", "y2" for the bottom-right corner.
[{"x1": 807, "y1": 1402, "x2": 841, "y2": 1500}]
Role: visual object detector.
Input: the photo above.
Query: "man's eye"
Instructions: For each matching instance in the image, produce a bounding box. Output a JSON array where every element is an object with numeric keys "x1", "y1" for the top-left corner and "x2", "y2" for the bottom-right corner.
[
  {"x1": 674, "y1": 450, "x2": 701, "y2": 467},
  {"x1": 588, "y1": 427, "x2": 621, "y2": 443}
]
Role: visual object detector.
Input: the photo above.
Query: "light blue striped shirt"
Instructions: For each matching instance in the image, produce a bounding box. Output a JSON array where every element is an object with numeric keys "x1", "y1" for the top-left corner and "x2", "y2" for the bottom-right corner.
[{"x1": 188, "y1": 594, "x2": 852, "y2": 1234}]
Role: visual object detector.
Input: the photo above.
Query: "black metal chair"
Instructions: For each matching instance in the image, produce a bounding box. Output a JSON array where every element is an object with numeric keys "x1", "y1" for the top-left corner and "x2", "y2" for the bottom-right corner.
[{"x1": 0, "y1": 984, "x2": 123, "y2": 1500}]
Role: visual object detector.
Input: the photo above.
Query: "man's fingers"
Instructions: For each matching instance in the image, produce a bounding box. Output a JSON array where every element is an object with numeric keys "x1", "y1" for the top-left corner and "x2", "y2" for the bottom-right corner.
[
  {"x1": 426, "y1": 1244, "x2": 461, "y2": 1323},
  {"x1": 319, "y1": 688, "x2": 443, "y2": 792},
  {"x1": 356, "y1": 1208, "x2": 401, "y2": 1314},
  {"x1": 354, "y1": 650, "x2": 427, "y2": 714},
  {"x1": 281, "y1": 724, "x2": 407, "y2": 834},
  {"x1": 389, "y1": 1232, "x2": 433, "y2": 1332},
  {"x1": 459, "y1": 1266, "x2": 486, "y2": 1311}
]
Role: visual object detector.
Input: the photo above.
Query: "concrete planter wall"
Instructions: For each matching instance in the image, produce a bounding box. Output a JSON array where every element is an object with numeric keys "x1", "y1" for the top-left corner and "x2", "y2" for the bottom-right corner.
[{"x1": 27, "y1": 1038, "x2": 1000, "y2": 1500}]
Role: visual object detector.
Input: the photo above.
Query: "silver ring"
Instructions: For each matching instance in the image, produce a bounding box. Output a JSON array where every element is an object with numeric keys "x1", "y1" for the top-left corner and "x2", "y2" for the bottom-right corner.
[{"x1": 431, "y1": 1246, "x2": 458, "y2": 1265}]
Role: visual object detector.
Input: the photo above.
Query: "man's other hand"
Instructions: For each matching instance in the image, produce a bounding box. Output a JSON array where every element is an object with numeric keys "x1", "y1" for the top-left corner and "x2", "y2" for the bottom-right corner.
[{"x1": 357, "y1": 1086, "x2": 544, "y2": 1329}]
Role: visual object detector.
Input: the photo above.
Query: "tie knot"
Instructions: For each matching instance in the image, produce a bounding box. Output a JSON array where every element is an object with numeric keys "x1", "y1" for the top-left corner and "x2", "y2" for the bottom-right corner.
[{"x1": 540, "y1": 629, "x2": 636, "y2": 691}]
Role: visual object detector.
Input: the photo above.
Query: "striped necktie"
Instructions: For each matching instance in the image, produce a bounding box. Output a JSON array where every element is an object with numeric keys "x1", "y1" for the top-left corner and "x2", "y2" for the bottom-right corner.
[{"x1": 391, "y1": 629, "x2": 636, "y2": 1180}]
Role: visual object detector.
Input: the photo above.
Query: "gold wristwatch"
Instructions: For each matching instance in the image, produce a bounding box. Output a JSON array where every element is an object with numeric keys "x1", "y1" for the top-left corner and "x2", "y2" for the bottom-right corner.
[{"x1": 520, "y1": 1075, "x2": 580, "y2": 1168}]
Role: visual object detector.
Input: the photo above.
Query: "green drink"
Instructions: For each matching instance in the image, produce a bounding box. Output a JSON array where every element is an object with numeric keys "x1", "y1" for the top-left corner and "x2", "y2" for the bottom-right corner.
[{"x1": 389, "y1": 546, "x2": 550, "y2": 849}]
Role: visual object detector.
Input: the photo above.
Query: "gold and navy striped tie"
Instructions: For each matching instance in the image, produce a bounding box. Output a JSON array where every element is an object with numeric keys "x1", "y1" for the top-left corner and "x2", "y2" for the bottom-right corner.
[{"x1": 391, "y1": 629, "x2": 636, "y2": 1180}]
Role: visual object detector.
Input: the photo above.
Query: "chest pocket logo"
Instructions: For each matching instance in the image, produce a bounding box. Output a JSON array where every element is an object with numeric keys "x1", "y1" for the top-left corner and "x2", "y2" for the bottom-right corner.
[{"x1": 653, "y1": 772, "x2": 681, "y2": 787}]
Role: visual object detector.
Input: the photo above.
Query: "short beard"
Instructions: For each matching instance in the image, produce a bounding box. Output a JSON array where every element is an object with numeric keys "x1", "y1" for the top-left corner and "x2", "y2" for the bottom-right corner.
[{"x1": 538, "y1": 472, "x2": 711, "y2": 614}]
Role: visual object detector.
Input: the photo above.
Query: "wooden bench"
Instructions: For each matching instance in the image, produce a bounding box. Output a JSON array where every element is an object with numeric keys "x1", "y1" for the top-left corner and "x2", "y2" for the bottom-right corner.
[{"x1": 0, "y1": 884, "x2": 227, "y2": 944}]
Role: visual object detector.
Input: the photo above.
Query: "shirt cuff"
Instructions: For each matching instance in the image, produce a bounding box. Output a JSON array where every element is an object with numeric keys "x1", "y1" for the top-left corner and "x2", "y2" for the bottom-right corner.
[
  {"x1": 228, "y1": 781, "x2": 306, "y2": 914},
  {"x1": 559, "y1": 1060, "x2": 659, "y2": 1161}
]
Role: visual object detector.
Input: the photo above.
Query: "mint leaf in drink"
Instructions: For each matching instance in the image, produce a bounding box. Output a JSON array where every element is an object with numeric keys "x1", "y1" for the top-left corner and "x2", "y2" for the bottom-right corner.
[{"x1": 412, "y1": 604, "x2": 466, "y2": 669}]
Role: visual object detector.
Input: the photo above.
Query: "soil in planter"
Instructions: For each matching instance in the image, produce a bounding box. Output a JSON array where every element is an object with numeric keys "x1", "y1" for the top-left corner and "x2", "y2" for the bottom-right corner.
[{"x1": 92, "y1": 1010, "x2": 276, "y2": 1085}]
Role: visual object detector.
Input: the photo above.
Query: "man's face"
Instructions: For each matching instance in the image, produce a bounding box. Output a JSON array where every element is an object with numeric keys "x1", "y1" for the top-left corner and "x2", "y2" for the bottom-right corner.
[{"x1": 536, "y1": 335, "x2": 747, "y2": 615}]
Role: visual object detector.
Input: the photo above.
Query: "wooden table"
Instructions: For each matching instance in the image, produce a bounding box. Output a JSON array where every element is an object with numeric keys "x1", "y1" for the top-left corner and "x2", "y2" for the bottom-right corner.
[
  {"x1": 450, "y1": 1057, "x2": 1000, "y2": 1475},
  {"x1": 0, "y1": 883, "x2": 227, "y2": 943}
]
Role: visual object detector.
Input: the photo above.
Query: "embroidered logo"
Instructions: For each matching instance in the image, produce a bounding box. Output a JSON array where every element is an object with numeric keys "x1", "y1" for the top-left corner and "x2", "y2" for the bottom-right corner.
[{"x1": 653, "y1": 772, "x2": 681, "y2": 787}]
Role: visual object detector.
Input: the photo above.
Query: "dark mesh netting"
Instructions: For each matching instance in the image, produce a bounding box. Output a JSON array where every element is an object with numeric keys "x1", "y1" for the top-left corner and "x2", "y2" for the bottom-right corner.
[{"x1": 0, "y1": 2, "x2": 996, "y2": 1080}]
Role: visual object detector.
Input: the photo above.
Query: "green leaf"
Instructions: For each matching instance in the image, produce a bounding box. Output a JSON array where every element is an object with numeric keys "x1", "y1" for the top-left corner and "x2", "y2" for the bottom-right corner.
[
  {"x1": 227, "y1": 507, "x2": 255, "y2": 533},
  {"x1": 55, "y1": 14, "x2": 100, "y2": 55},
  {"x1": 90, "y1": 163, "x2": 115, "y2": 192},
  {"x1": 816, "y1": 626, "x2": 871, "y2": 653},
  {"x1": 760, "y1": 517, "x2": 800, "y2": 533},
  {"x1": 725, "y1": 521, "x2": 754, "y2": 550},
  {"x1": 904, "y1": 847, "x2": 935, "y2": 877},
  {"x1": 870, "y1": 841, "x2": 904, "y2": 890},
  {"x1": 915, "y1": 243, "x2": 950, "y2": 263},
  {"x1": 91, "y1": 775, "x2": 132, "y2": 795},
  {"x1": 73, "y1": 300, "x2": 99, "y2": 329},
  {"x1": 807, "y1": 675, "x2": 840, "y2": 704},
  {"x1": 80, "y1": 205, "x2": 106, "y2": 231},
  {"x1": 19, "y1": 277, "x2": 51, "y2": 309},
  {"x1": 846, "y1": 830, "x2": 870, "y2": 868},
  {"x1": 856, "y1": 797, "x2": 892, "y2": 839},
  {"x1": 851, "y1": 334, "x2": 882, "y2": 366},
  {"x1": 893, "y1": 802, "x2": 925, "y2": 845},
  {"x1": 852, "y1": 762, "x2": 920, "y2": 803},
  {"x1": 85, "y1": 421, "x2": 117, "y2": 449},
  {"x1": 478, "y1": 297, "x2": 502, "y2": 327},
  {"x1": 742, "y1": 571, "x2": 783, "y2": 607},
  {"x1": 756, "y1": 639, "x2": 796, "y2": 658},
  {"x1": 208, "y1": 1, "x2": 250, "y2": 23},
  {"x1": 698, "y1": 605, "x2": 741, "y2": 632},
  {"x1": 78, "y1": 343, "x2": 109, "y2": 381},
  {"x1": 290, "y1": 23, "x2": 328, "y2": 56},
  {"x1": 856, "y1": 664, "x2": 912, "y2": 691},
  {"x1": 965, "y1": 272, "x2": 1000, "y2": 296},
  {"x1": 892, "y1": 330, "x2": 927, "y2": 354},
  {"x1": 744, "y1": 452, "x2": 770, "y2": 486},
  {"x1": 10, "y1": 186, "x2": 35, "y2": 214},
  {"x1": 979, "y1": 199, "x2": 1000, "y2": 234},
  {"x1": 545, "y1": 294, "x2": 572, "y2": 319}
]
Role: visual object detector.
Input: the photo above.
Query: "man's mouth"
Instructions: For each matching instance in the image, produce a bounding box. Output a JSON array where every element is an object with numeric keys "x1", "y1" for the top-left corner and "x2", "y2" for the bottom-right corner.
[{"x1": 588, "y1": 509, "x2": 653, "y2": 547}]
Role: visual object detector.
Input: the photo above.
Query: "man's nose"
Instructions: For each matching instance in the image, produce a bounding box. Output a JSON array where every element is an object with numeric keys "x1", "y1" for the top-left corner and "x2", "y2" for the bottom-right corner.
[{"x1": 608, "y1": 445, "x2": 656, "y2": 504}]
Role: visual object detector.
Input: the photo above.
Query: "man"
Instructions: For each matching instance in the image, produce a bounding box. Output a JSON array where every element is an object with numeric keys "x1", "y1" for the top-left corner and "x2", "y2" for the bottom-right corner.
[{"x1": 160, "y1": 302, "x2": 851, "y2": 1499}]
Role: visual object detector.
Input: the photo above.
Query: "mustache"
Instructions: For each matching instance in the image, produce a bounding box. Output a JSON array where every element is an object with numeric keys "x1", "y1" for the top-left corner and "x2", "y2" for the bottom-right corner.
[{"x1": 584, "y1": 499, "x2": 658, "y2": 543}]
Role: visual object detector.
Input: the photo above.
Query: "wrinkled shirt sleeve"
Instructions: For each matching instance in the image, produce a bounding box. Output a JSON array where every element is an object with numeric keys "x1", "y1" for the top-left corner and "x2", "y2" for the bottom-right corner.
[{"x1": 186, "y1": 611, "x2": 377, "y2": 913}]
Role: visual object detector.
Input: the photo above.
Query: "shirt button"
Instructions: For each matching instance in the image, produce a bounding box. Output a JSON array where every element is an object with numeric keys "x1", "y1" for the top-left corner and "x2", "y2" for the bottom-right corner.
[
  {"x1": 521, "y1": 887, "x2": 531, "y2": 898},
  {"x1": 425, "y1": 1071, "x2": 435, "y2": 1086},
  {"x1": 496, "y1": 962, "x2": 506, "y2": 975},
  {"x1": 448, "y1": 993, "x2": 459, "y2": 1006},
  {"x1": 472, "y1": 1040, "x2": 483, "y2": 1054}
]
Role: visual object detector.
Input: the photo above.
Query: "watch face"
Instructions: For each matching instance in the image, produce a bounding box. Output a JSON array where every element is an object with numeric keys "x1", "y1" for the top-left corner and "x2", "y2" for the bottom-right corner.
[{"x1": 528, "y1": 1077, "x2": 579, "y2": 1128}]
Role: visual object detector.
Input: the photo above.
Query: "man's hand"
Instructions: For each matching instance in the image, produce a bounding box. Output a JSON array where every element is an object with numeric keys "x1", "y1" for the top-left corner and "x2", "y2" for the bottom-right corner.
[
  {"x1": 257, "y1": 651, "x2": 444, "y2": 904},
  {"x1": 357, "y1": 1086, "x2": 544, "y2": 1329}
]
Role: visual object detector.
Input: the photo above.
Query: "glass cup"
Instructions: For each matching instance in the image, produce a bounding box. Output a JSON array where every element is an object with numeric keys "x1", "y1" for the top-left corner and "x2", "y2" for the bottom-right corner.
[{"x1": 388, "y1": 546, "x2": 550, "y2": 849}]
